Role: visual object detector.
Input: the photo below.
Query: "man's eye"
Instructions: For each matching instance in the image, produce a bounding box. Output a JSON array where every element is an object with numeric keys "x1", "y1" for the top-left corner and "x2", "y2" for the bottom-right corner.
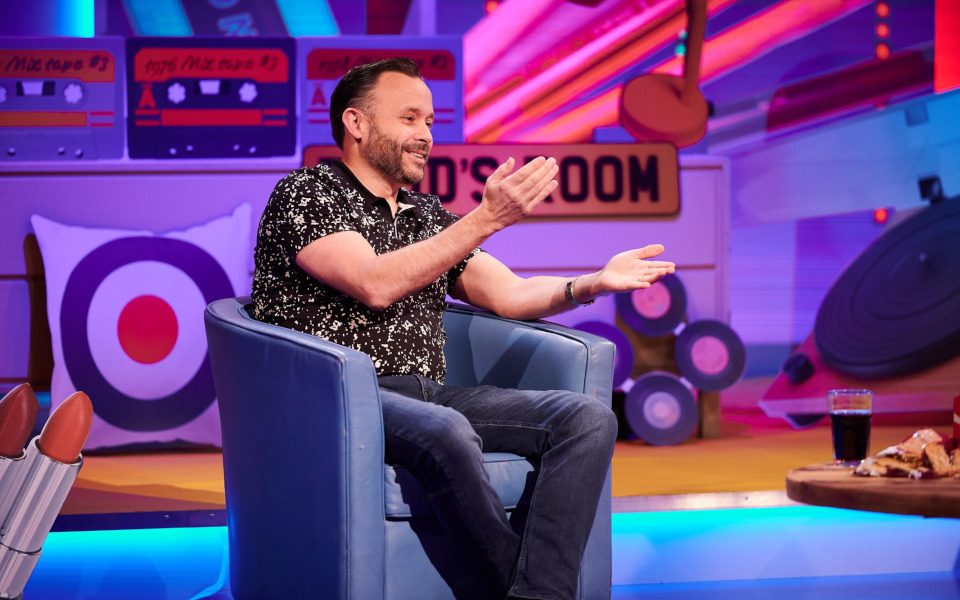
[{"x1": 426, "y1": 121, "x2": 434, "y2": 129}]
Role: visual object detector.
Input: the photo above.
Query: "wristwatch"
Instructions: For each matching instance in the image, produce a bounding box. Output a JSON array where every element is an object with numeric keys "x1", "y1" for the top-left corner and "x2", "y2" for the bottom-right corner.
[{"x1": 565, "y1": 278, "x2": 594, "y2": 307}]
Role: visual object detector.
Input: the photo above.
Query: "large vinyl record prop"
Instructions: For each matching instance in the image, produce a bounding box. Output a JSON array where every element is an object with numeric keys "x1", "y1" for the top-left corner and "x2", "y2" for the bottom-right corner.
[
  {"x1": 615, "y1": 273, "x2": 687, "y2": 336},
  {"x1": 624, "y1": 372, "x2": 698, "y2": 446},
  {"x1": 574, "y1": 321, "x2": 635, "y2": 388},
  {"x1": 815, "y1": 198, "x2": 960, "y2": 378},
  {"x1": 674, "y1": 320, "x2": 746, "y2": 391},
  {"x1": 30, "y1": 205, "x2": 251, "y2": 450}
]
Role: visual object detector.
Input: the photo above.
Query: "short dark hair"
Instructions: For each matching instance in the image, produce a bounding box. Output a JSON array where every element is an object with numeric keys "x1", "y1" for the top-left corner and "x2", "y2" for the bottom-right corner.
[{"x1": 329, "y1": 57, "x2": 422, "y2": 149}]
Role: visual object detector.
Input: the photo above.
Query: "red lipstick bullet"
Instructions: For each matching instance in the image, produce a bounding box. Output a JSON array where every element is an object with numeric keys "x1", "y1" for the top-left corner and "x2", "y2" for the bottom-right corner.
[
  {"x1": 0, "y1": 391, "x2": 93, "y2": 598},
  {"x1": 0, "y1": 384, "x2": 37, "y2": 459},
  {"x1": 0, "y1": 384, "x2": 39, "y2": 539},
  {"x1": 37, "y1": 391, "x2": 92, "y2": 464}
]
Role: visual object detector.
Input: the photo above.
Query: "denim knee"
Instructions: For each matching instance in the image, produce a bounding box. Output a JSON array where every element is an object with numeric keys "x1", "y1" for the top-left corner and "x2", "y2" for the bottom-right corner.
[
  {"x1": 561, "y1": 395, "x2": 618, "y2": 447},
  {"x1": 413, "y1": 409, "x2": 485, "y2": 475}
]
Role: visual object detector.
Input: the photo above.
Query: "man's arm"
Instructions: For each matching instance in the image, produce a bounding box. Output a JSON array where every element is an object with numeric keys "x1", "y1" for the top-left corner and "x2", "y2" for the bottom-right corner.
[
  {"x1": 296, "y1": 157, "x2": 558, "y2": 310},
  {"x1": 451, "y1": 245, "x2": 676, "y2": 321}
]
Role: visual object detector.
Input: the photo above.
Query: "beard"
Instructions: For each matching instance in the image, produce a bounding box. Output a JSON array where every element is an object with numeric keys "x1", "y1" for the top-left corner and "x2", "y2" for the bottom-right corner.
[{"x1": 361, "y1": 120, "x2": 428, "y2": 186}]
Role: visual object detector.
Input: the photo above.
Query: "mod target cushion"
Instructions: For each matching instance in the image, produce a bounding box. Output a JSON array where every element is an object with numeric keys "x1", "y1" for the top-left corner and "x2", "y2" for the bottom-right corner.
[{"x1": 31, "y1": 204, "x2": 251, "y2": 450}]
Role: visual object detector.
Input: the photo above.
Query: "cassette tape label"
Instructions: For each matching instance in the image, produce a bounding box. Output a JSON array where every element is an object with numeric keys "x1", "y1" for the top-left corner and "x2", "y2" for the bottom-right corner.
[
  {"x1": 133, "y1": 48, "x2": 288, "y2": 82},
  {"x1": 0, "y1": 38, "x2": 124, "y2": 160},
  {"x1": 299, "y1": 37, "x2": 463, "y2": 147},
  {"x1": 306, "y1": 49, "x2": 455, "y2": 80},
  {"x1": 127, "y1": 38, "x2": 295, "y2": 158},
  {"x1": 0, "y1": 49, "x2": 115, "y2": 82}
]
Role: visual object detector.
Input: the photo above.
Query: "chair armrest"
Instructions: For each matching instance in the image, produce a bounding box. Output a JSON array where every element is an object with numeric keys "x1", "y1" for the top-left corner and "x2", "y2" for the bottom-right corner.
[
  {"x1": 204, "y1": 297, "x2": 385, "y2": 598},
  {"x1": 443, "y1": 303, "x2": 615, "y2": 406}
]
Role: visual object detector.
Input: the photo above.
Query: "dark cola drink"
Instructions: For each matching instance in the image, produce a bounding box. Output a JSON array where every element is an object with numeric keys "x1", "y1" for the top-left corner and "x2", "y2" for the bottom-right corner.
[{"x1": 831, "y1": 410, "x2": 871, "y2": 465}]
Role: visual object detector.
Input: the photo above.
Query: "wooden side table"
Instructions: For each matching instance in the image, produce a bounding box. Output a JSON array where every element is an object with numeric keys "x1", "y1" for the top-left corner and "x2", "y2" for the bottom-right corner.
[{"x1": 787, "y1": 464, "x2": 960, "y2": 519}]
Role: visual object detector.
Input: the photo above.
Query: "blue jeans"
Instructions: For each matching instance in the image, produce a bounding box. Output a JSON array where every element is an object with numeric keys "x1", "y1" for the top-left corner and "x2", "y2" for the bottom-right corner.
[{"x1": 378, "y1": 375, "x2": 617, "y2": 600}]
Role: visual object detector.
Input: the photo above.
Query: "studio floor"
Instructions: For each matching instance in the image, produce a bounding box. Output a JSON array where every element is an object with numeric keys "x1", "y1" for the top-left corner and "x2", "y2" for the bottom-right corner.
[
  {"x1": 23, "y1": 377, "x2": 960, "y2": 599},
  {"x1": 58, "y1": 377, "x2": 952, "y2": 519}
]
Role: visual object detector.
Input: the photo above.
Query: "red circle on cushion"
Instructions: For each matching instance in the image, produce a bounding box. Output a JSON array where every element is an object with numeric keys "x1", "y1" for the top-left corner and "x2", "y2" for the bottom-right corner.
[
  {"x1": 690, "y1": 335, "x2": 730, "y2": 375},
  {"x1": 117, "y1": 295, "x2": 179, "y2": 364}
]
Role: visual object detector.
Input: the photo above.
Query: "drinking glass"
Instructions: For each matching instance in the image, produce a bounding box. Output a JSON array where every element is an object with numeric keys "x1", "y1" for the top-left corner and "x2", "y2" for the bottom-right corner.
[{"x1": 828, "y1": 389, "x2": 873, "y2": 467}]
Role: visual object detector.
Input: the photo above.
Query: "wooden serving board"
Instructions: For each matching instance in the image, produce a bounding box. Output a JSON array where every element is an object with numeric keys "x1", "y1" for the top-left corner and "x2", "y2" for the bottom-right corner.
[{"x1": 786, "y1": 463, "x2": 960, "y2": 519}]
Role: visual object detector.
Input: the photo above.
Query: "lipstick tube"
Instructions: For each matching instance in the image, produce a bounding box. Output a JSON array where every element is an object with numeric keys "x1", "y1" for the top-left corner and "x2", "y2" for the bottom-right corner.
[
  {"x1": 0, "y1": 438, "x2": 82, "y2": 597},
  {"x1": 0, "y1": 454, "x2": 32, "y2": 540},
  {"x1": 0, "y1": 385, "x2": 38, "y2": 537},
  {"x1": 0, "y1": 391, "x2": 90, "y2": 600}
]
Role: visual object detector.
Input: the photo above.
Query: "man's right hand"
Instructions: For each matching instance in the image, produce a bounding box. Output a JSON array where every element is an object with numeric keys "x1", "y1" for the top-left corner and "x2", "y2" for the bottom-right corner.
[
  {"x1": 475, "y1": 157, "x2": 559, "y2": 232},
  {"x1": 297, "y1": 157, "x2": 557, "y2": 311}
]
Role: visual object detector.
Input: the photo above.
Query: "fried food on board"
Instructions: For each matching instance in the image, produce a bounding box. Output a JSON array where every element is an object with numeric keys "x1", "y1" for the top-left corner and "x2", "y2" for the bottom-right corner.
[{"x1": 855, "y1": 428, "x2": 959, "y2": 479}]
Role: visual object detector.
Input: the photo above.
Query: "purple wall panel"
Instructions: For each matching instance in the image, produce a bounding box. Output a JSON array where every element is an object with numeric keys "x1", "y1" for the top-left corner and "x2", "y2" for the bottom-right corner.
[
  {"x1": 0, "y1": 162, "x2": 296, "y2": 275},
  {"x1": 0, "y1": 281, "x2": 30, "y2": 378},
  {"x1": 0, "y1": 156, "x2": 727, "y2": 381}
]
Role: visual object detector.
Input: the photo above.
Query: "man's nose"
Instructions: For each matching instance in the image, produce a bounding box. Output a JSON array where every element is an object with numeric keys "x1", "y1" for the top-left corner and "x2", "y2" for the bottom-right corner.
[{"x1": 417, "y1": 120, "x2": 433, "y2": 144}]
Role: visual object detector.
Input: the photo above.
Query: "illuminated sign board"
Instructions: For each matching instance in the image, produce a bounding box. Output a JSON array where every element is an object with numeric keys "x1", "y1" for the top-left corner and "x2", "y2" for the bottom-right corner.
[{"x1": 304, "y1": 143, "x2": 679, "y2": 218}]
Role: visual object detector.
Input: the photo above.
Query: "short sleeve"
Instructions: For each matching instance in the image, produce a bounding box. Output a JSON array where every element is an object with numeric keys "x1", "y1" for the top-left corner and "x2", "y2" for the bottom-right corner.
[
  {"x1": 264, "y1": 168, "x2": 357, "y2": 258},
  {"x1": 431, "y1": 204, "x2": 484, "y2": 292},
  {"x1": 447, "y1": 247, "x2": 485, "y2": 293}
]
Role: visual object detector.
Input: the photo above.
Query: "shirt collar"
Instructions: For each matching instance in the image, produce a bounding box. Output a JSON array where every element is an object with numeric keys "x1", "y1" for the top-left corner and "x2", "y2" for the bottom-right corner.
[{"x1": 328, "y1": 160, "x2": 419, "y2": 218}]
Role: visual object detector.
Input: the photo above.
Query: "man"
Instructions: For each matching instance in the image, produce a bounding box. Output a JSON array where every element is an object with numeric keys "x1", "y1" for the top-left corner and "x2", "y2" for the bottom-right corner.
[{"x1": 253, "y1": 58, "x2": 675, "y2": 600}]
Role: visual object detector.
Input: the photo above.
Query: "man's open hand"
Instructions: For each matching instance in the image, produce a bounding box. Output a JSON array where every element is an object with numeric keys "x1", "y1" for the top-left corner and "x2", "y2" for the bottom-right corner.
[
  {"x1": 594, "y1": 245, "x2": 676, "y2": 293},
  {"x1": 476, "y1": 156, "x2": 559, "y2": 232}
]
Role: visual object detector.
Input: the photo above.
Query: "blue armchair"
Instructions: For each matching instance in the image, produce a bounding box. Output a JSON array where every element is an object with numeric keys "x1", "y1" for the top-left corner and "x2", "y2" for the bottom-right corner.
[{"x1": 204, "y1": 297, "x2": 614, "y2": 599}]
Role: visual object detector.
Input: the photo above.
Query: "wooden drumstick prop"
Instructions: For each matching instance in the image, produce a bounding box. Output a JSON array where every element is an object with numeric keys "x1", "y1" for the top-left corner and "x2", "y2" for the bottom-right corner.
[{"x1": 620, "y1": 0, "x2": 709, "y2": 147}]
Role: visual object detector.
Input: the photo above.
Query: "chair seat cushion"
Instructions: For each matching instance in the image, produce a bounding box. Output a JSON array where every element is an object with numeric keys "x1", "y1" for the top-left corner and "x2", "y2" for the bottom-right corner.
[{"x1": 384, "y1": 452, "x2": 534, "y2": 519}]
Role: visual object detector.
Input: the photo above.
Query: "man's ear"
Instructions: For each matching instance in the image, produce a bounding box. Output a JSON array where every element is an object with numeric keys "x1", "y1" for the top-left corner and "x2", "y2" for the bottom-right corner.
[{"x1": 342, "y1": 107, "x2": 365, "y2": 143}]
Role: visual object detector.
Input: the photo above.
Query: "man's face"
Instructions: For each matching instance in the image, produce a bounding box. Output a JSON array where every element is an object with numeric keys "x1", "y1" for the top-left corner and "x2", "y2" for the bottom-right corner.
[{"x1": 358, "y1": 72, "x2": 434, "y2": 186}]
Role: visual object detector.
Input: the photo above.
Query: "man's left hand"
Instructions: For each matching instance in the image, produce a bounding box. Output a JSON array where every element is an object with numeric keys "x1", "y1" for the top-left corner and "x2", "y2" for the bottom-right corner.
[{"x1": 580, "y1": 245, "x2": 676, "y2": 301}]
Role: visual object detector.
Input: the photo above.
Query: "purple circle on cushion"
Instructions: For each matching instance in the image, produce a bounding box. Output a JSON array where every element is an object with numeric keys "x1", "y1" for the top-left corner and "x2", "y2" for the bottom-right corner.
[{"x1": 60, "y1": 236, "x2": 234, "y2": 431}]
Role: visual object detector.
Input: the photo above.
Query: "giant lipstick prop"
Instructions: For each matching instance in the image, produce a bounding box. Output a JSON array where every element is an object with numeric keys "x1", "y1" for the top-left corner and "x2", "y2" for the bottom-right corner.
[
  {"x1": 0, "y1": 391, "x2": 92, "y2": 599},
  {"x1": 0, "y1": 385, "x2": 39, "y2": 533}
]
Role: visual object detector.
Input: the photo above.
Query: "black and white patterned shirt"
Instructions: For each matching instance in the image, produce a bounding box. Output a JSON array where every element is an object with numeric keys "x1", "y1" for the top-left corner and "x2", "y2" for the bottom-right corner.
[{"x1": 252, "y1": 161, "x2": 480, "y2": 382}]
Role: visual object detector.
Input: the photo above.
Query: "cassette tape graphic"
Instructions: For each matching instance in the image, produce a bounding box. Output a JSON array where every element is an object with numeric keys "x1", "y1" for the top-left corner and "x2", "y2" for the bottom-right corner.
[
  {"x1": 0, "y1": 37, "x2": 124, "y2": 161},
  {"x1": 299, "y1": 37, "x2": 463, "y2": 148},
  {"x1": 127, "y1": 38, "x2": 295, "y2": 159}
]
